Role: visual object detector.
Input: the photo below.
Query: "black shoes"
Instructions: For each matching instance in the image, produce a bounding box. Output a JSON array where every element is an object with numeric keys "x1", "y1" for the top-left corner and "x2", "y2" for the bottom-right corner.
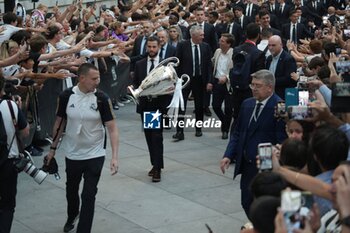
[
  {"x1": 222, "y1": 131, "x2": 228, "y2": 139},
  {"x1": 204, "y1": 107, "x2": 212, "y2": 117},
  {"x1": 148, "y1": 167, "x2": 156, "y2": 177},
  {"x1": 152, "y1": 169, "x2": 161, "y2": 182},
  {"x1": 172, "y1": 132, "x2": 184, "y2": 141},
  {"x1": 63, "y1": 214, "x2": 79, "y2": 232},
  {"x1": 195, "y1": 130, "x2": 202, "y2": 137}
]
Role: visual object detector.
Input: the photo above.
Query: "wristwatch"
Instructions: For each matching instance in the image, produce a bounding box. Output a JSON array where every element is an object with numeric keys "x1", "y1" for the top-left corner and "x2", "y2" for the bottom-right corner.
[{"x1": 341, "y1": 216, "x2": 350, "y2": 227}]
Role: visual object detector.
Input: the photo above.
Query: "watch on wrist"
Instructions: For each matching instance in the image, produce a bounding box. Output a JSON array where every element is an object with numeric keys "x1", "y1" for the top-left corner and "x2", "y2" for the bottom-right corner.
[{"x1": 341, "y1": 216, "x2": 350, "y2": 227}]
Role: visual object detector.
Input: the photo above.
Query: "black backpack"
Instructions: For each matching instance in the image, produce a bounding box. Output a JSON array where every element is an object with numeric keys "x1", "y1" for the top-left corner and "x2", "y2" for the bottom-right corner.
[{"x1": 229, "y1": 50, "x2": 252, "y2": 90}]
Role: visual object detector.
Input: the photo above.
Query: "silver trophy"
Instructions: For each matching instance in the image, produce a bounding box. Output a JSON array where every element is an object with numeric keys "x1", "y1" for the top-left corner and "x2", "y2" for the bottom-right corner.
[{"x1": 128, "y1": 57, "x2": 190, "y2": 103}]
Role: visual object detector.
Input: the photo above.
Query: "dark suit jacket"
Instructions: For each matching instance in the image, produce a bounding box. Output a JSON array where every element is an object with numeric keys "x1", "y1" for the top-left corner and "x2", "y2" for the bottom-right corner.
[
  {"x1": 266, "y1": 50, "x2": 297, "y2": 99},
  {"x1": 175, "y1": 40, "x2": 213, "y2": 86},
  {"x1": 225, "y1": 22, "x2": 243, "y2": 46},
  {"x1": 305, "y1": 1, "x2": 325, "y2": 26},
  {"x1": 131, "y1": 35, "x2": 146, "y2": 57},
  {"x1": 133, "y1": 57, "x2": 169, "y2": 114},
  {"x1": 275, "y1": 3, "x2": 293, "y2": 29},
  {"x1": 235, "y1": 16, "x2": 251, "y2": 32},
  {"x1": 244, "y1": 3, "x2": 259, "y2": 19},
  {"x1": 203, "y1": 22, "x2": 218, "y2": 53},
  {"x1": 281, "y1": 22, "x2": 314, "y2": 43},
  {"x1": 224, "y1": 94, "x2": 287, "y2": 178},
  {"x1": 214, "y1": 22, "x2": 227, "y2": 39},
  {"x1": 162, "y1": 43, "x2": 176, "y2": 59}
]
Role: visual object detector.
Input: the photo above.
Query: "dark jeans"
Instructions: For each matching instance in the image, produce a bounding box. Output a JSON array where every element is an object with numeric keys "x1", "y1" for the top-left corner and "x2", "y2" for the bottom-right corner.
[
  {"x1": 65, "y1": 156, "x2": 105, "y2": 233},
  {"x1": 212, "y1": 81, "x2": 233, "y2": 133},
  {"x1": 0, "y1": 159, "x2": 18, "y2": 233}
]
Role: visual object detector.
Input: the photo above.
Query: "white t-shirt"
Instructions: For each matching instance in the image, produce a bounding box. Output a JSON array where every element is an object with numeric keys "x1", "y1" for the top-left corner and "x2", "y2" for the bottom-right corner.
[
  {"x1": 0, "y1": 100, "x2": 27, "y2": 158},
  {"x1": 0, "y1": 24, "x2": 22, "y2": 45},
  {"x1": 57, "y1": 86, "x2": 114, "y2": 160}
]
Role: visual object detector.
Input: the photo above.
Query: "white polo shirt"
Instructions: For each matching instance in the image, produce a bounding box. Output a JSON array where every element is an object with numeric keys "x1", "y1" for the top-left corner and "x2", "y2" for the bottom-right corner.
[{"x1": 57, "y1": 86, "x2": 114, "y2": 160}]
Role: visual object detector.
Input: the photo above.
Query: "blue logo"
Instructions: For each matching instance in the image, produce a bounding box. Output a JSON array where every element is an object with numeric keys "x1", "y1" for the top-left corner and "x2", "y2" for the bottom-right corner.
[{"x1": 143, "y1": 110, "x2": 162, "y2": 129}]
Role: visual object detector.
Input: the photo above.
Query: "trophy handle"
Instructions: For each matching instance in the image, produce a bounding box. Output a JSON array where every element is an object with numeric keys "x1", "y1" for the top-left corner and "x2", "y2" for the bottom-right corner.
[
  {"x1": 127, "y1": 86, "x2": 140, "y2": 104},
  {"x1": 154, "y1": 57, "x2": 180, "y2": 70},
  {"x1": 180, "y1": 74, "x2": 190, "y2": 89}
]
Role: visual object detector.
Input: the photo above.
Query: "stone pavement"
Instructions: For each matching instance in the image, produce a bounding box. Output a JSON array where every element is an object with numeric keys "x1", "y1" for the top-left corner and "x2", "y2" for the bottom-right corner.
[{"x1": 12, "y1": 102, "x2": 248, "y2": 233}]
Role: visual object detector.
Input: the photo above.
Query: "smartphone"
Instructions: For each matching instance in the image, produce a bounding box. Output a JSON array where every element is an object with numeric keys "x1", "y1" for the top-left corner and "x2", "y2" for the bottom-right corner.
[
  {"x1": 335, "y1": 60, "x2": 350, "y2": 73},
  {"x1": 258, "y1": 143, "x2": 273, "y2": 171},
  {"x1": 331, "y1": 82, "x2": 350, "y2": 112},
  {"x1": 285, "y1": 88, "x2": 299, "y2": 110},
  {"x1": 298, "y1": 90, "x2": 309, "y2": 106},
  {"x1": 275, "y1": 101, "x2": 286, "y2": 118},
  {"x1": 281, "y1": 190, "x2": 314, "y2": 232},
  {"x1": 344, "y1": 29, "x2": 350, "y2": 39},
  {"x1": 288, "y1": 106, "x2": 312, "y2": 120},
  {"x1": 335, "y1": 47, "x2": 342, "y2": 56}
]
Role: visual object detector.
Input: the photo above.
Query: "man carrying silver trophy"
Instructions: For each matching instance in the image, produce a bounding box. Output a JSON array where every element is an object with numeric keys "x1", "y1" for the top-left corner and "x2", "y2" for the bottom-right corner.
[{"x1": 128, "y1": 36, "x2": 189, "y2": 182}]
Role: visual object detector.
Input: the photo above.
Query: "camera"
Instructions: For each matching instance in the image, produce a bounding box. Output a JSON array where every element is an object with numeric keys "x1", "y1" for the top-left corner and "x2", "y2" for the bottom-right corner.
[
  {"x1": 13, "y1": 151, "x2": 47, "y2": 184},
  {"x1": 258, "y1": 143, "x2": 273, "y2": 171}
]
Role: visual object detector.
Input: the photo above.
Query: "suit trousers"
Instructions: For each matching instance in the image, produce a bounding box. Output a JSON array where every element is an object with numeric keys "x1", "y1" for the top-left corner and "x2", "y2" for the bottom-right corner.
[
  {"x1": 177, "y1": 76, "x2": 204, "y2": 133},
  {"x1": 212, "y1": 81, "x2": 233, "y2": 133},
  {"x1": 239, "y1": 158, "x2": 257, "y2": 218},
  {"x1": 0, "y1": 159, "x2": 18, "y2": 233},
  {"x1": 141, "y1": 115, "x2": 164, "y2": 170},
  {"x1": 65, "y1": 156, "x2": 104, "y2": 233}
]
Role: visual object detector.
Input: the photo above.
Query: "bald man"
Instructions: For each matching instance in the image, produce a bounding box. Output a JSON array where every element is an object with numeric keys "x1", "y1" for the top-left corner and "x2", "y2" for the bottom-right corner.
[{"x1": 265, "y1": 35, "x2": 297, "y2": 99}]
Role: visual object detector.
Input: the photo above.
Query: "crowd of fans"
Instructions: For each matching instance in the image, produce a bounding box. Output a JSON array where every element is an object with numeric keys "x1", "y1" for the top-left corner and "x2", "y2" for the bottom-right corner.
[{"x1": 0, "y1": 0, "x2": 350, "y2": 232}]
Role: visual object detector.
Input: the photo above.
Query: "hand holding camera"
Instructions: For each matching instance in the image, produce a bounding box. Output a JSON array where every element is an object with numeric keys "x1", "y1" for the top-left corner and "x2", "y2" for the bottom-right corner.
[{"x1": 13, "y1": 151, "x2": 48, "y2": 184}]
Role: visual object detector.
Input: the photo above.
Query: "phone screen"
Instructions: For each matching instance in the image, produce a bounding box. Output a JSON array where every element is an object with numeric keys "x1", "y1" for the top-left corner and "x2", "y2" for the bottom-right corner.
[
  {"x1": 281, "y1": 191, "x2": 314, "y2": 232},
  {"x1": 258, "y1": 143, "x2": 273, "y2": 171},
  {"x1": 298, "y1": 90, "x2": 309, "y2": 106}
]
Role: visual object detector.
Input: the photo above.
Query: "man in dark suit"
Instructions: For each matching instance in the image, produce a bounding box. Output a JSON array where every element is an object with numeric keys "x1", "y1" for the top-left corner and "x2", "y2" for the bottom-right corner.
[
  {"x1": 244, "y1": 0, "x2": 260, "y2": 21},
  {"x1": 231, "y1": 23, "x2": 265, "y2": 123},
  {"x1": 192, "y1": 7, "x2": 218, "y2": 53},
  {"x1": 225, "y1": 11, "x2": 243, "y2": 46},
  {"x1": 266, "y1": 35, "x2": 297, "y2": 99},
  {"x1": 131, "y1": 21, "x2": 154, "y2": 59},
  {"x1": 305, "y1": 0, "x2": 325, "y2": 26},
  {"x1": 259, "y1": 10, "x2": 282, "y2": 37},
  {"x1": 173, "y1": 25, "x2": 213, "y2": 141},
  {"x1": 156, "y1": 29, "x2": 176, "y2": 59},
  {"x1": 281, "y1": 10, "x2": 314, "y2": 44},
  {"x1": 275, "y1": 0, "x2": 293, "y2": 29},
  {"x1": 220, "y1": 69, "x2": 287, "y2": 217},
  {"x1": 133, "y1": 36, "x2": 167, "y2": 182},
  {"x1": 190, "y1": 7, "x2": 218, "y2": 117},
  {"x1": 234, "y1": 6, "x2": 251, "y2": 33}
]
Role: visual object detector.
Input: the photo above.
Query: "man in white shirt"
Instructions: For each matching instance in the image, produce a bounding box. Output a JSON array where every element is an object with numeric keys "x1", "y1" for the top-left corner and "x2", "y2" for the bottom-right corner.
[
  {"x1": 46, "y1": 63, "x2": 119, "y2": 233},
  {"x1": 211, "y1": 33, "x2": 235, "y2": 139}
]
